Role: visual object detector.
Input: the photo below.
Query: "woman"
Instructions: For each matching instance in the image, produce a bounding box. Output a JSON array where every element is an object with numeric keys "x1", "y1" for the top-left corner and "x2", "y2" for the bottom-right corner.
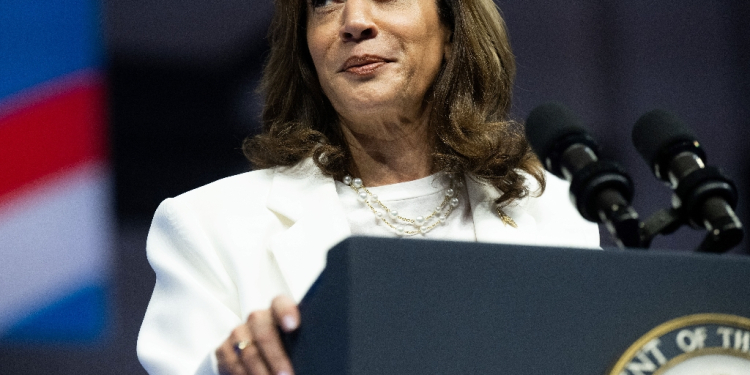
[{"x1": 137, "y1": 0, "x2": 599, "y2": 374}]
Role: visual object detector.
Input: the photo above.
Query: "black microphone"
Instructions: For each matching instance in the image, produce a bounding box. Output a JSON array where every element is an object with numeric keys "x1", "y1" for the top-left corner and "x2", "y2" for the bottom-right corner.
[
  {"x1": 632, "y1": 109, "x2": 743, "y2": 253},
  {"x1": 525, "y1": 103, "x2": 640, "y2": 248}
]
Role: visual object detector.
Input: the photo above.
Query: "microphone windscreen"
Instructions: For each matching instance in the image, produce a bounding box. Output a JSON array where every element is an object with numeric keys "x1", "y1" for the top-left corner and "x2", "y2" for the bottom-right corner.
[
  {"x1": 632, "y1": 109, "x2": 698, "y2": 168},
  {"x1": 525, "y1": 102, "x2": 588, "y2": 163}
]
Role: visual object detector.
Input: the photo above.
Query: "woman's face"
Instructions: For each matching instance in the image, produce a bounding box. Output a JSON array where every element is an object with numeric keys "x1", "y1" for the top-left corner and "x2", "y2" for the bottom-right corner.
[{"x1": 306, "y1": 0, "x2": 452, "y2": 124}]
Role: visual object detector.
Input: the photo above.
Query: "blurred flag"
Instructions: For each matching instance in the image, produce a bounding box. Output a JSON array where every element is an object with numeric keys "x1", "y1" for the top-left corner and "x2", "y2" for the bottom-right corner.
[{"x1": 0, "y1": 0, "x2": 112, "y2": 343}]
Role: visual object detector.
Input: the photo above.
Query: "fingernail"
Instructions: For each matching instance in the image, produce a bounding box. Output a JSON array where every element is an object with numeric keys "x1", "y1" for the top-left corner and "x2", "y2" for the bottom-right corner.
[
  {"x1": 278, "y1": 371, "x2": 291, "y2": 375},
  {"x1": 282, "y1": 315, "x2": 298, "y2": 331}
]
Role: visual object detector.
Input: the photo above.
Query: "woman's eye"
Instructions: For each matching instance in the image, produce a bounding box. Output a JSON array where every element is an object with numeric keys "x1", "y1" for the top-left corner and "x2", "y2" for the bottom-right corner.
[{"x1": 310, "y1": 0, "x2": 337, "y2": 8}]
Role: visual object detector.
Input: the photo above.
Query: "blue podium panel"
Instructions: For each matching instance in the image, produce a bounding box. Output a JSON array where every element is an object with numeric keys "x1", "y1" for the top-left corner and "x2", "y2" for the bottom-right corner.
[{"x1": 285, "y1": 237, "x2": 750, "y2": 374}]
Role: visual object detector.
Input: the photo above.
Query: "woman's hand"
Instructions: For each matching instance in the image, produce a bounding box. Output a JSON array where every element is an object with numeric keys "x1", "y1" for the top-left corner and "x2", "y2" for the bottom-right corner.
[{"x1": 216, "y1": 295, "x2": 300, "y2": 375}]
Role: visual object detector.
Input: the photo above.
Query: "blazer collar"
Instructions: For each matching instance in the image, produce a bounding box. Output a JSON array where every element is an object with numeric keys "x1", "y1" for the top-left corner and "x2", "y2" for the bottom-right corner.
[
  {"x1": 265, "y1": 159, "x2": 351, "y2": 302},
  {"x1": 265, "y1": 163, "x2": 542, "y2": 301}
]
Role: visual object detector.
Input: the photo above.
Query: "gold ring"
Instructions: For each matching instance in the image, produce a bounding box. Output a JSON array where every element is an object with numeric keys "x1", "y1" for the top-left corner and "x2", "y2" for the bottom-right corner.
[{"x1": 233, "y1": 339, "x2": 251, "y2": 354}]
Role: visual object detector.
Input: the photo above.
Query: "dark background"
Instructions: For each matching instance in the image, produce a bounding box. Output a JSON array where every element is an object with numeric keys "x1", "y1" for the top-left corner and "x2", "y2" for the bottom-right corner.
[{"x1": 2, "y1": 0, "x2": 748, "y2": 373}]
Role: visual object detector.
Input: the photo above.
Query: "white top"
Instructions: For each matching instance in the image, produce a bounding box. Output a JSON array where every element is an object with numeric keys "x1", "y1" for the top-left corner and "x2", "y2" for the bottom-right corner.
[{"x1": 335, "y1": 174, "x2": 476, "y2": 241}]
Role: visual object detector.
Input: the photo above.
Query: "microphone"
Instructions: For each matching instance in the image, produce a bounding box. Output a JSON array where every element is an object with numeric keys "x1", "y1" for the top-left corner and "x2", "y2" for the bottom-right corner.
[
  {"x1": 525, "y1": 103, "x2": 640, "y2": 248},
  {"x1": 632, "y1": 109, "x2": 743, "y2": 253}
]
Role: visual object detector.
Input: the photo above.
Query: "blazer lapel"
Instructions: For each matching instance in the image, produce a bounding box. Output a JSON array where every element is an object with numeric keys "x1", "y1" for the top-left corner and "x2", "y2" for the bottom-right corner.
[
  {"x1": 266, "y1": 160, "x2": 351, "y2": 302},
  {"x1": 267, "y1": 168, "x2": 548, "y2": 301},
  {"x1": 466, "y1": 174, "x2": 539, "y2": 245}
]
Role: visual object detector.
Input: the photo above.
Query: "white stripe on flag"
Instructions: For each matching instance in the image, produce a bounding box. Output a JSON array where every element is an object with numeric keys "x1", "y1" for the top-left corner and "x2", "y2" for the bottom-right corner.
[{"x1": 0, "y1": 162, "x2": 113, "y2": 334}]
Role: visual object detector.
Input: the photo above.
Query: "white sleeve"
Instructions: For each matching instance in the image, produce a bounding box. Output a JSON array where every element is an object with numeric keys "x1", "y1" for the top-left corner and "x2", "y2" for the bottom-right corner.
[{"x1": 137, "y1": 198, "x2": 243, "y2": 375}]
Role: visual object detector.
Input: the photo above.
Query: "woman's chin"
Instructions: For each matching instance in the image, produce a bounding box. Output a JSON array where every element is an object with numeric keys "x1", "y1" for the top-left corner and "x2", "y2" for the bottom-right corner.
[
  {"x1": 339, "y1": 100, "x2": 401, "y2": 119},
  {"x1": 337, "y1": 93, "x2": 420, "y2": 118}
]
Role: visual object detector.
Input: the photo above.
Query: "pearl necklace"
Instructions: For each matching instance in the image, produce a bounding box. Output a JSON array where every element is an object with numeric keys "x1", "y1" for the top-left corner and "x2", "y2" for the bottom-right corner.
[{"x1": 342, "y1": 174, "x2": 463, "y2": 236}]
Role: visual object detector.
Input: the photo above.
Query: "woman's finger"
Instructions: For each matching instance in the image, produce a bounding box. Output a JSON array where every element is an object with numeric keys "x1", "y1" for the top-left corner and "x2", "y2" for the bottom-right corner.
[
  {"x1": 270, "y1": 295, "x2": 299, "y2": 333},
  {"x1": 247, "y1": 310, "x2": 294, "y2": 375},
  {"x1": 216, "y1": 325, "x2": 251, "y2": 375},
  {"x1": 236, "y1": 336, "x2": 272, "y2": 375}
]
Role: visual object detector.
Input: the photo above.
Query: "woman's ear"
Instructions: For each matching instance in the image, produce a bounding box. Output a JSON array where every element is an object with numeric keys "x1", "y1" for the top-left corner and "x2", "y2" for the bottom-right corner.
[{"x1": 443, "y1": 31, "x2": 453, "y2": 61}]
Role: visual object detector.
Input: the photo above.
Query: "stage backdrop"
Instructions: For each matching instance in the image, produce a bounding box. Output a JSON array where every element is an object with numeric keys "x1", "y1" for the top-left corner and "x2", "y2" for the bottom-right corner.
[{"x1": 0, "y1": 0, "x2": 112, "y2": 344}]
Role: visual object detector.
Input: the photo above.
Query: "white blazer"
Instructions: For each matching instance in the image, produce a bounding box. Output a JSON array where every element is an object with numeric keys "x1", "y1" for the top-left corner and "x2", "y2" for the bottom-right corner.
[{"x1": 137, "y1": 159, "x2": 599, "y2": 375}]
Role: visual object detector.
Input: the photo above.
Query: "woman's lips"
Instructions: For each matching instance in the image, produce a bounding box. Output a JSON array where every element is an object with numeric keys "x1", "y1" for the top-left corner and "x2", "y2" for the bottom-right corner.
[
  {"x1": 345, "y1": 61, "x2": 387, "y2": 75},
  {"x1": 340, "y1": 55, "x2": 390, "y2": 76}
]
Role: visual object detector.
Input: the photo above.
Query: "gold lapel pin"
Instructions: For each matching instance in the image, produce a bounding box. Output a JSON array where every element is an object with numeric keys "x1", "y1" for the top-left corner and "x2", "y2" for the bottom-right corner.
[{"x1": 496, "y1": 207, "x2": 518, "y2": 228}]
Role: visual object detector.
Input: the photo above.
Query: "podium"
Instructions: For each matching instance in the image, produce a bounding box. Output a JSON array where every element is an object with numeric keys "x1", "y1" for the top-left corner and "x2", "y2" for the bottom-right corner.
[{"x1": 283, "y1": 237, "x2": 750, "y2": 374}]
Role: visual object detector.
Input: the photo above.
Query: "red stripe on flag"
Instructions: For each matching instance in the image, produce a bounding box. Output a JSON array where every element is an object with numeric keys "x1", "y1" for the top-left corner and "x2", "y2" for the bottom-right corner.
[{"x1": 0, "y1": 79, "x2": 107, "y2": 202}]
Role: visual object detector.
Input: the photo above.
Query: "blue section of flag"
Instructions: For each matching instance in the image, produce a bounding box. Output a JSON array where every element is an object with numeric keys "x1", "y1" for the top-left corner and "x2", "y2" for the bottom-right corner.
[
  {"x1": 1, "y1": 285, "x2": 109, "y2": 344},
  {"x1": 0, "y1": 0, "x2": 102, "y2": 99}
]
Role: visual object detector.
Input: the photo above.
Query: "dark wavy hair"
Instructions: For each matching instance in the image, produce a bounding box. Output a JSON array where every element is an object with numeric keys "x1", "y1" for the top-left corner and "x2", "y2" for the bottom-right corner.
[{"x1": 244, "y1": 0, "x2": 545, "y2": 207}]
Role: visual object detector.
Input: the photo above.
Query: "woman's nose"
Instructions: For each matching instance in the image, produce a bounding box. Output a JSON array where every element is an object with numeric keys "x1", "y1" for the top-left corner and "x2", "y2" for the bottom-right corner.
[{"x1": 339, "y1": 0, "x2": 378, "y2": 42}]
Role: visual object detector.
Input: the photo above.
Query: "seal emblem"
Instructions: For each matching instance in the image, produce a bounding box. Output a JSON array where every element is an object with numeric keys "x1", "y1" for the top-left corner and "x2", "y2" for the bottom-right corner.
[{"x1": 608, "y1": 314, "x2": 750, "y2": 375}]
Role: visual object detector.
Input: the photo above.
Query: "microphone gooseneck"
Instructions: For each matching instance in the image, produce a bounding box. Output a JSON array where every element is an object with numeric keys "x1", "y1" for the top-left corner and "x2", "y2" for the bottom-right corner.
[
  {"x1": 526, "y1": 103, "x2": 640, "y2": 248},
  {"x1": 632, "y1": 109, "x2": 743, "y2": 253}
]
